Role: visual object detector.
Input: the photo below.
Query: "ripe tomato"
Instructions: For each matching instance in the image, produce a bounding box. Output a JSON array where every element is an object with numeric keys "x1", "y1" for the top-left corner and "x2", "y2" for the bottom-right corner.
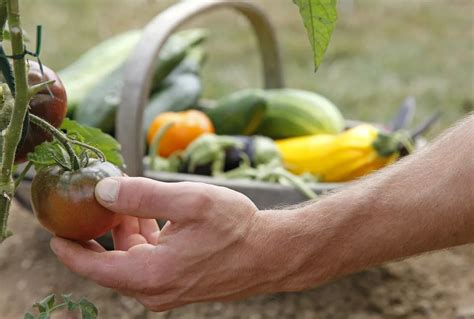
[
  {"x1": 31, "y1": 160, "x2": 125, "y2": 241},
  {"x1": 15, "y1": 61, "x2": 68, "y2": 163},
  {"x1": 147, "y1": 110, "x2": 214, "y2": 157}
]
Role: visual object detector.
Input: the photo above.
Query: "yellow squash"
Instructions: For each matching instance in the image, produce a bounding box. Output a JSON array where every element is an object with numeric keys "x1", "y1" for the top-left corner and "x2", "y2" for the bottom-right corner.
[{"x1": 275, "y1": 124, "x2": 400, "y2": 182}]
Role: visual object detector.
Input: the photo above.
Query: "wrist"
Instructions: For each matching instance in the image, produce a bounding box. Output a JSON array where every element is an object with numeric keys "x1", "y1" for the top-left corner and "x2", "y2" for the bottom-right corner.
[{"x1": 250, "y1": 206, "x2": 339, "y2": 294}]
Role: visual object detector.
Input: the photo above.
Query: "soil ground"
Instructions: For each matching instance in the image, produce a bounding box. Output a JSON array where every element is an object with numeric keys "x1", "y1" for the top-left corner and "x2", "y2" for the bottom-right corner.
[{"x1": 1, "y1": 202, "x2": 473, "y2": 319}]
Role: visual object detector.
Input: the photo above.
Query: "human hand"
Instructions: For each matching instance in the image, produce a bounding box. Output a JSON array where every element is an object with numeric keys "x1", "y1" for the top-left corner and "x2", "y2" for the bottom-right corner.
[{"x1": 49, "y1": 177, "x2": 286, "y2": 311}]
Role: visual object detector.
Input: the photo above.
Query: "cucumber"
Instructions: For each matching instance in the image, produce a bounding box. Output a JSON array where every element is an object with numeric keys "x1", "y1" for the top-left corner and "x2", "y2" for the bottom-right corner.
[
  {"x1": 256, "y1": 89, "x2": 344, "y2": 139},
  {"x1": 74, "y1": 33, "x2": 207, "y2": 134},
  {"x1": 205, "y1": 89, "x2": 267, "y2": 135},
  {"x1": 60, "y1": 30, "x2": 142, "y2": 116}
]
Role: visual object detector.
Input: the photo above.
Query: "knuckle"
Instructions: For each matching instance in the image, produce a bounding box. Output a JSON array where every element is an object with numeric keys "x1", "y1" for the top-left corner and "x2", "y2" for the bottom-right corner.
[{"x1": 185, "y1": 187, "x2": 214, "y2": 215}]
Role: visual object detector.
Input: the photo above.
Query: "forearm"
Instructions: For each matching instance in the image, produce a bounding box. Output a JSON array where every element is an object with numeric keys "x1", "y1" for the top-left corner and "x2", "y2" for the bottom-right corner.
[{"x1": 259, "y1": 115, "x2": 474, "y2": 292}]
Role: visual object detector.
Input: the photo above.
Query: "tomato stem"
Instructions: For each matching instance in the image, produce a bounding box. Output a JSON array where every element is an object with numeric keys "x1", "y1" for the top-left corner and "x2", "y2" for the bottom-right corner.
[
  {"x1": 70, "y1": 139, "x2": 106, "y2": 162},
  {"x1": 29, "y1": 113, "x2": 81, "y2": 170},
  {"x1": 29, "y1": 113, "x2": 107, "y2": 167},
  {"x1": 0, "y1": 0, "x2": 30, "y2": 242},
  {"x1": 27, "y1": 79, "x2": 55, "y2": 98},
  {"x1": 14, "y1": 160, "x2": 32, "y2": 190}
]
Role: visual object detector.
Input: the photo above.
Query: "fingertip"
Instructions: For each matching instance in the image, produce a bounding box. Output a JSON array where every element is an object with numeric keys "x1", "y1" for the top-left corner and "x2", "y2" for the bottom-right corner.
[
  {"x1": 50, "y1": 236, "x2": 69, "y2": 255},
  {"x1": 95, "y1": 177, "x2": 121, "y2": 207}
]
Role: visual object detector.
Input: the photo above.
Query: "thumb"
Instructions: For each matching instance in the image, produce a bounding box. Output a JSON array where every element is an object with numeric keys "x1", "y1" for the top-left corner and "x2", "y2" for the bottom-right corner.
[{"x1": 95, "y1": 177, "x2": 213, "y2": 222}]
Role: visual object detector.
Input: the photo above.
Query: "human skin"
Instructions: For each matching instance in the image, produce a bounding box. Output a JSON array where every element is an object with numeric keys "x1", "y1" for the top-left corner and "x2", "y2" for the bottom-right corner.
[{"x1": 50, "y1": 115, "x2": 474, "y2": 312}]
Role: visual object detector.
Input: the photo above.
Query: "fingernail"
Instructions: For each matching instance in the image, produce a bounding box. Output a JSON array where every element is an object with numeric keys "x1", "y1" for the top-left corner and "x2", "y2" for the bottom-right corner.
[{"x1": 96, "y1": 178, "x2": 120, "y2": 204}]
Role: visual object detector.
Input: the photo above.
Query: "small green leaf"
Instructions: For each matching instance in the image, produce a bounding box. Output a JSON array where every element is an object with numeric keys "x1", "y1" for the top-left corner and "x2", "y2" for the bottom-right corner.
[
  {"x1": 27, "y1": 141, "x2": 69, "y2": 170},
  {"x1": 23, "y1": 313, "x2": 35, "y2": 319},
  {"x1": 36, "y1": 294, "x2": 55, "y2": 311},
  {"x1": 293, "y1": 0, "x2": 338, "y2": 70},
  {"x1": 79, "y1": 298, "x2": 99, "y2": 319},
  {"x1": 32, "y1": 303, "x2": 47, "y2": 313},
  {"x1": 60, "y1": 118, "x2": 125, "y2": 168},
  {"x1": 38, "y1": 313, "x2": 50, "y2": 319},
  {"x1": 62, "y1": 294, "x2": 79, "y2": 311}
]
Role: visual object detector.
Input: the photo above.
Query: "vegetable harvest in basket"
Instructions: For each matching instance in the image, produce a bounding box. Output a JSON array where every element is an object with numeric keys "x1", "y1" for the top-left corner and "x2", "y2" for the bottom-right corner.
[
  {"x1": 138, "y1": 82, "x2": 425, "y2": 198},
  {"x1": 62, "y1": 29, "x2": 428, "y2": 194}
]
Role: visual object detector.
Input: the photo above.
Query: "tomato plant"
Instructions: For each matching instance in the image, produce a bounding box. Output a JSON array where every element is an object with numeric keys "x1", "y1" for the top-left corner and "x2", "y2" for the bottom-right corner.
[{"x1": 0, "y1": 1, "x2": 123, "y2": 316}]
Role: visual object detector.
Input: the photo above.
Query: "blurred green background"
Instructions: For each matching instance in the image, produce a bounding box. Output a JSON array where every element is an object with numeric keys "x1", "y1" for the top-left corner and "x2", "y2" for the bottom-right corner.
[{"x1": 19, "y1": 0, "x2": 473, "y2": 136}]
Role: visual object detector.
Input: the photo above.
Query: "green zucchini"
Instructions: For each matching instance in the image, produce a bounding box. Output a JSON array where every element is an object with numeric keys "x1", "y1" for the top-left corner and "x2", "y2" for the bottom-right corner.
[
  {"x1": 256, "y1": 89, "x2": 344, "y2": 139},
  {"x1": 60, "y1": 30, "x2": 142, "y2": 116},
  {"x1": 143, "y1": 45, "x2": 206, "y2": 132},
  {"x1": 143, "y1": 73, "x2": 202, "y2": 133},
  {"x1": 204, "y1": 89, "x2": 267, "y2": 135},
  {"x1": 63, "y1": 28, "x2": 208, "y2": 117},
  {"x1": 151, "y1": 29, "x2": 208, "y2": 92},
  {"x1": 74, "y1": 32, "x2": 207, "y2": 134},
  {"x1": 74, "y1": 66, "x2": 123, "y2": 135}
]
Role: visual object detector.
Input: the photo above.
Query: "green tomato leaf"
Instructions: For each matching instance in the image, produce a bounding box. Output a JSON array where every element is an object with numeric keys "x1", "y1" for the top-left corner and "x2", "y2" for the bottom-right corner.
[
  {"x1": 27, "y1": 118, "x2": 125, "y2": 170},
  {"x1": 23, "y1": 313, "x2": 35, "y2": 319},
  {"x1": 62, "y1": 294, "x2": 79, "y2": 311},
  {"x1": 38, "y1": 313, "x2": 50, "y2": 319},
  {"x1": 79, "y1": 298, "x2": 99, "y2": 319},
  {"x1": 32, "y1": 294, "x2": 56, "y2": 313},
  {"x1": 293, "y1": 0, "x2": 338, "y2": 70},
  {"x1": 32, "y1": 303, "x2": 46, "y2": 313},
  {"x1": 27, "y1": 141, "x2": 70, "y2": 170},
  {"x1": 60, "y1": 118, "x2": 125, "y2": 168},
  {"x1": 37, "y1": 293, "x2": 55, "y2": 311}
]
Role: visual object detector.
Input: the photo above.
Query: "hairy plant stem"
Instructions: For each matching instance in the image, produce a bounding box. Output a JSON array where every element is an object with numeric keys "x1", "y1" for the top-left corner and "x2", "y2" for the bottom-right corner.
[
  {"x1": 14, "y1": 160, "x2": 32, "y2": 189},
  {"x1": 29, "y1": 114, "x2": 81, "y2": 170},
  {"x1": 0, "y1": 0, "x2": 28, "y2": 243}
]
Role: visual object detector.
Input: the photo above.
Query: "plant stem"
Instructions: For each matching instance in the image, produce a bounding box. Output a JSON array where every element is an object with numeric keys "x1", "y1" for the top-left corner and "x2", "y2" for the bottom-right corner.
[
  {"x1": 48, "y1": 302, "x2": 67, "y2": 313},
  {"x1": 148, "y1": 121, "x2": 174, "y2": 170},
  {"x1": 14, "y1": 161, "x2": 32, "y2": 189},
  {"x1": 70, "y1": 139, "x2": 105, "y2": 162},
  {"x1": 0, "y1": 0, "x2": 28, "y2": 242},
  {"x1": 29, "y1": 114, "x2": 81, "y2": 170}
]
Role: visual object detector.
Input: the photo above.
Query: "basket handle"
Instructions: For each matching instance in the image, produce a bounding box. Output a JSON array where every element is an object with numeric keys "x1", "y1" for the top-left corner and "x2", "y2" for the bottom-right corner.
[{"x1": 117, "y1": 0, "x2": 284, "y2": 176}]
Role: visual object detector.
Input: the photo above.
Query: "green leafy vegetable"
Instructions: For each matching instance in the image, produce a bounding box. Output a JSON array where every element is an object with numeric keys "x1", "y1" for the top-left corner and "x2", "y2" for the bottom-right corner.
[{"x1": 293, "y1": 0, "x2": 338, "y2": 70}]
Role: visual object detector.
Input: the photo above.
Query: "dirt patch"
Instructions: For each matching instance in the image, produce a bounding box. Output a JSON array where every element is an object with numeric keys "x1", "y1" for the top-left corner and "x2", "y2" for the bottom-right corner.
[{"x1": 1, "y1": 201, "x2": 473, "y2": 319}]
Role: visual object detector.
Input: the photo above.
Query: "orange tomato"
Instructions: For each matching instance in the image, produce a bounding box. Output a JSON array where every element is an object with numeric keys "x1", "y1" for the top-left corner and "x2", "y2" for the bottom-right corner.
[{"x1": 147, "y1": 110, "x2": 215, "y2": 157}]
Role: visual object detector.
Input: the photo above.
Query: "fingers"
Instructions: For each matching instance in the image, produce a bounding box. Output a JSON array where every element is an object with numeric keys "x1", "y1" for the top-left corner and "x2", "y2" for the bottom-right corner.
[
  {"x1": 50, "y1": 237, "x2": 142, "y2": 289},
  {"x1": 112, "y1": 216, "x2": 148, "y2": 251},
  {"x1": 139, "y1": 218, "x2": 160, "y2": 245},
  {"x1": 79, "y1": 240, "x2": 106, "y2": 253},
  {"x1": 95, "y1": 177, "x2": 225, "y2": 223}
]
